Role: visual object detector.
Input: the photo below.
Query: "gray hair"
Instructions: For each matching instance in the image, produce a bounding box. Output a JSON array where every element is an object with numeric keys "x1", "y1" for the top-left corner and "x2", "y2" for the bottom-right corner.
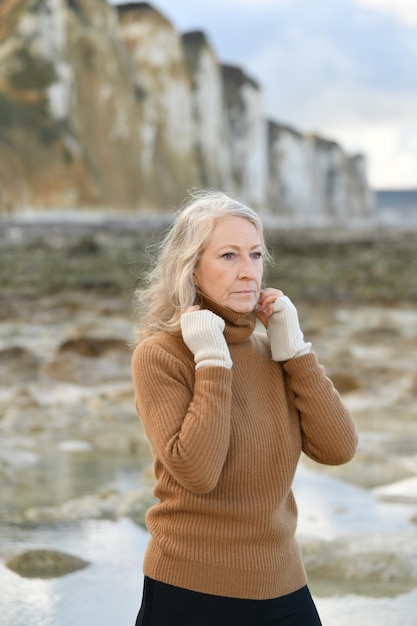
[{"x1": 133, "y1": 189, "x2": 272, "y2": 341}]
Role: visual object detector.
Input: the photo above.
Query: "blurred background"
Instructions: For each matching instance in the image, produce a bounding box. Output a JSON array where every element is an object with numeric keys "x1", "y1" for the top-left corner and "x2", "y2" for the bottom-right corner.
[{"x1": 1, "y1": 1, "x2": 417, "y2": 625}]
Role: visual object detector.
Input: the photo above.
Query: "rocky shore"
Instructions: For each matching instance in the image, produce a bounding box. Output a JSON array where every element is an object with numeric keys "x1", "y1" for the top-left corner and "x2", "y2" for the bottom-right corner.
[{"x1": 1, "y1": 218, "x2": 417, "y2": 597}]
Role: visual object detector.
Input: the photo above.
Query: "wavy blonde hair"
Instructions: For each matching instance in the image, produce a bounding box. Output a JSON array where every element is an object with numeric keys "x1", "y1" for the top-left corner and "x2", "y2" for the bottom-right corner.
[{"x1": 133, "y1": 189, "x2": 272, "y2": 342}]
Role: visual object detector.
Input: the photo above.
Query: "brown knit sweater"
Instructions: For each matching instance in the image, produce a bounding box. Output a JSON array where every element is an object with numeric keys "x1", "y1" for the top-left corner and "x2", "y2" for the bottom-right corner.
[{"x1": 131, "y1": 295, "x2": 357, "y2": 600}]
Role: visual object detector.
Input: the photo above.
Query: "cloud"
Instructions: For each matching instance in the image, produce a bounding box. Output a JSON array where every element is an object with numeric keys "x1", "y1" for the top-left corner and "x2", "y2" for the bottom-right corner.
[
  {"x1": 108, "y1": 0, "x2": 417, "y2": 188},
  {"x1": 294, "y1": 87, "x2": 417, "y2": 188},
  {"x1": 354, "y1": 0, "x2": 417, "y2": 25},
  {"x1": 222, "y1": 0, "x2": 417, "y2": 188}
]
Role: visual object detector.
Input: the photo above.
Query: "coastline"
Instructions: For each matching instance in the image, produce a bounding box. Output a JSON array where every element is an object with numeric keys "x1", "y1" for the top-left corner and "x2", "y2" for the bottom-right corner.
[{"x1": 1, "y1": 214, "x2": 417, "y2": 625}]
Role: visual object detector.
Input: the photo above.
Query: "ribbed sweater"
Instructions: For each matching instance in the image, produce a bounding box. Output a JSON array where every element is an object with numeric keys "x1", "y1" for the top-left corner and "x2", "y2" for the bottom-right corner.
[{"x1": 131, "y1": 294, "x2": 357, "y2": 600}]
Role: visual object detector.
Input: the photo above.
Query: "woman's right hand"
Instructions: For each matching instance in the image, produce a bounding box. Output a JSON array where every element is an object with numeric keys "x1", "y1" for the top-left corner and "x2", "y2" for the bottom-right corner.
[{"x1": 180, "y1": 309, "x2": 233, "y2": 370}]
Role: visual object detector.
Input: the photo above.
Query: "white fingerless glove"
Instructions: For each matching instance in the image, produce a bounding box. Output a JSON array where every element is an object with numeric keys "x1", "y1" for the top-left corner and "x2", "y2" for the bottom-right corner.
[
  {"x1": 266, "y1": 296, "x2": 312, "y2": 361},
  {"x1": 180, "y1": 309, "x2": 233, "y2": 370}
]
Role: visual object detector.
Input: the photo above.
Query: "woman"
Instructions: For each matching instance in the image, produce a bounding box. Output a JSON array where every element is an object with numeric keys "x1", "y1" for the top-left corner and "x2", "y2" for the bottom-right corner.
[{"x1": 131, "y1": 190, "x2": 357, "y2": 626}]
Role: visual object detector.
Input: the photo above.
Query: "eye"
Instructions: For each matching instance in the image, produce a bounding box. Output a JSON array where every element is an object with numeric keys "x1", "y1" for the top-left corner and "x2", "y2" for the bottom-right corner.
[
  {"x1": 222, "y1": 252, "x2": 235, "y2": 260},
  {"x1": 251, "y1": 251, "x2": 262, "y2": 260}
]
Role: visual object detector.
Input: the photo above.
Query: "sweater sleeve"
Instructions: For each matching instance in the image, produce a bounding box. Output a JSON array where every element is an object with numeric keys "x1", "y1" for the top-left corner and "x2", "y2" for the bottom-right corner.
[
  {"x1": 282, "y1": 352, "x2": 358, "y2": 465},
  {"x1": 132, "y1": 341, "x2": 233, "y2": 494}
]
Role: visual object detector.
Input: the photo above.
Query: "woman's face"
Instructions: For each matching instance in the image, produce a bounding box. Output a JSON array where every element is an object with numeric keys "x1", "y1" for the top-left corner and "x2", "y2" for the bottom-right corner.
[{"x1": 194, "y1": 216, "x2": 264, "y2": 313}]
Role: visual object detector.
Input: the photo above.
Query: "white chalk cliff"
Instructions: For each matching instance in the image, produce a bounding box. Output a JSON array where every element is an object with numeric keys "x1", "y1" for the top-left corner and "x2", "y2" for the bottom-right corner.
[{"x1": 0, "y1": 0, "x2": 373, "y2": 224}]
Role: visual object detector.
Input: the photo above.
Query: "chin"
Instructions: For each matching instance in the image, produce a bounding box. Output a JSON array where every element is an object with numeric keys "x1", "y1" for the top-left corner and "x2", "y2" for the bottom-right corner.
[{"x1": 229, "y1": 299, "x2": 257, "y2": 313}]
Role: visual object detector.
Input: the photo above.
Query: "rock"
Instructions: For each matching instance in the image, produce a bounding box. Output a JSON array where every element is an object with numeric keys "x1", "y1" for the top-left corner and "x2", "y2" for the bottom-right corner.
[
  {"x1": 301, "y1": 532, "x2": 417, "y2": 595},
  {"x1": 57, "y1": 337, "x2": 127, "y2": 357},
  {"x1": 117, "y1": 489, "x2": 157, "y2": 528},
  {"x1": 21, "y1": 486, "x2": 156, "y2": 527},
  {"x1": 301, "y1": 449, "x2": 415, "y2": 489},
  {"x1": 57, "y1": 439, "x2": 94, "y2": 452},
  {"x1": 327, "y1": 371, "x2": 361, "y2": 394},
  {"x1": 373, "y1": 476, "x2": 417, "y2": 504},
  {"x1": 0, "y1": 387, "x2": 47, "y2": 434},
  {"x1": 0, "y1": 346, "x2": 39, "y2": 385},
  {"x1": 6, "y1": 549, "x2": 90, "y2": 578},
  {"x1": 43, "y1": 337, "x2": 131, "y2": 386},
  {"x1": 0, "y1": 442, "x2": 40, "y2": 483},
  {"x1": 23, "y1": 487, "x2": 121, "y2": 522}
]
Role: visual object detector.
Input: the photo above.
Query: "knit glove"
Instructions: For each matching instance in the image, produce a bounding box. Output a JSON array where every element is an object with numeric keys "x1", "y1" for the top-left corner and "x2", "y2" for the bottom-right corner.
[
  {"x1": 266, "y1": 296, "x2": 312, "y2": 361},
  {"x1": 180, "y1": 309, "x2": 233, "y2": 370}
]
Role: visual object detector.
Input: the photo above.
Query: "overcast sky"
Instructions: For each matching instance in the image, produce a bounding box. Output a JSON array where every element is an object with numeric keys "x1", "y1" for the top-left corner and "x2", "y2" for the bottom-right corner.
[{"x1": 111, "y1": 0, "x2": 417, "y2": 190}]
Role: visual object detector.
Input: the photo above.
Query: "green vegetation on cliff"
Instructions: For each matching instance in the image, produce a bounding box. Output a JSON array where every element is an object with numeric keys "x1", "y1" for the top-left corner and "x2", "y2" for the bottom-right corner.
[{"x1": 1, "y1": 222, "x2": 416, "y2": 304}]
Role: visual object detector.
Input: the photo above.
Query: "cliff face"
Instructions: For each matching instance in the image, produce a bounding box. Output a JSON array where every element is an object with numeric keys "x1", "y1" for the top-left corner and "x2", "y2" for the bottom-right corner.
[
  {"x1": 268, "y1": 123, "x2": 373, "y2": 225},
  {"x1": 117, "y1": 3, "x2": 198, "y2": 208},
  {"x1": 0, "y1": 0, "x2": 373, "y2": 223}
]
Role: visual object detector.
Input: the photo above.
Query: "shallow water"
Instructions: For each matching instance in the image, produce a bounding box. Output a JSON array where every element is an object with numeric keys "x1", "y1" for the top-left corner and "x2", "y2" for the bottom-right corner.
[
  {"x1": 1, "y1": 463, "x2": 417, "y2": 626},
  {"x1": 0, "y1": 517, "x2": 146, "y2": 626},
  {"x1": 1, "y1": 294, "x2": 417, "y2": 625},
  {"x1": 0, "y1": 446, "x2": 146, "y2": 519}
]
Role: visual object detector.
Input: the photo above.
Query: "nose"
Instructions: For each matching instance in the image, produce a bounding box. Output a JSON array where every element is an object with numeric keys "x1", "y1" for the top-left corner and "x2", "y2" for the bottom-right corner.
[{"x1": 237, "y1": 255, "x2": 256, "y2": 280}]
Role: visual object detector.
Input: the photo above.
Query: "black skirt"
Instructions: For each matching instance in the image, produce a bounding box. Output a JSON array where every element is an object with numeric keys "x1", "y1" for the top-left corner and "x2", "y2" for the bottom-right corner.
[{"x1": 135, "y1": 577, "x2": 322, "y2": 626}]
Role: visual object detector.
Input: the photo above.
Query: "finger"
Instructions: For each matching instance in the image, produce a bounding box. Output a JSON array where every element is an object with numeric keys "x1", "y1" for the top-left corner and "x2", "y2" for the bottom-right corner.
[
  {"x1": 258, "y1": 289, "x2": 283, "y2": 311},
  {"x1": 259, "y1": 288, "x2": 283, "y2": 302},
  {"x1": 264, "y1": 288, "x2": 283, "y2": 298}
]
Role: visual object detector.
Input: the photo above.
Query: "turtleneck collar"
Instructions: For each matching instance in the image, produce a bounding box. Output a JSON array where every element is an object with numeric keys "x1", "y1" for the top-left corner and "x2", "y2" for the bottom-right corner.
[{"x1": 196, "y1": 290, "x2": 257, "y2": 345}]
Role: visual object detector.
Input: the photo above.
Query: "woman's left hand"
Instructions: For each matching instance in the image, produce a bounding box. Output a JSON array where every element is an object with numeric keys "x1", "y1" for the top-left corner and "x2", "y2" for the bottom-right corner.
[{"x1": 256, "y1": 288, "x2": 283, "y2": 328}]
